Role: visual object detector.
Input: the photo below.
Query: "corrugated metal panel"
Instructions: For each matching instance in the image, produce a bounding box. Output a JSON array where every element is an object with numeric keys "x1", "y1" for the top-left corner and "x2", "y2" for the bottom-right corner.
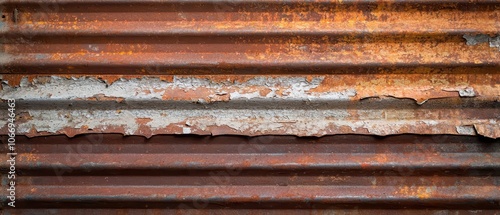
[
  {"x1": 1, "y1": 134, "x2": 499, "y2": 213},
  {"x1": 0, "y1": 0, "x2": 499, "y2": 137},
  {"x1": 0, "y1": 0, "x2": 499, "y2": 213}
]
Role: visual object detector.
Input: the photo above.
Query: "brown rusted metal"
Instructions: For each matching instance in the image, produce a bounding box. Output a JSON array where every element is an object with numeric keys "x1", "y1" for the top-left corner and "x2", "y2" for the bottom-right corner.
[
  {"x1": 0, "y1": 134, "x2": 499, "y2": 212},
  {"x1": 0, "y1": 0, "x2": 499, "y2": 138},
  {"x1": 0, "y1": 0, "x2": 499, "y2": 212}
]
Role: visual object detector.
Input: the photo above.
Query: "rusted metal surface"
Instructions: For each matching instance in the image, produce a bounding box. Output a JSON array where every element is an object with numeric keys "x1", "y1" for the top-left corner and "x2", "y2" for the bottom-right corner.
[
  {"x1": 0, "y1": 74, "x2": 499, "y2": 138},
  {"x1": 1, "y1": 91, "x2": 499, "y2": 138},
  {"x1": 0, "y1": 0, "x2": 499, "y2": 137},
  {"x1": 0, "y1": 0, "x2": 499, "y2": 212},
  {"x1": 0, "y1": 134, "x2": 499, "y2": 213}
]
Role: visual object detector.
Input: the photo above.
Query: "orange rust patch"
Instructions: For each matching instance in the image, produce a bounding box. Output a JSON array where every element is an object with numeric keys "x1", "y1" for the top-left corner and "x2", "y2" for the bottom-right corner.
[
  {"x1": 259, "y1": 88, "x2": 273, "y2": 97},
  {"x1": 23, "y1": 153, "x2": 38, "y2": 162},
  {"x1": 297, "y1": 155, "x2": 314, "y2": 164},
  {"x1": 135, "y1": 118, "x2": 154, "y2": 138},
  {"x1": 374, "y1": 154, "x2": 389, "y2": 163},
  {"x1": 1, "y1": 74, "x2": 35, "y2": 86},
  {"x1": 135, "y1": 118, "x2": 153, "y2": 125},
  {"x1": 396, "y1": 186, "x2": 436, "y2": 199}
]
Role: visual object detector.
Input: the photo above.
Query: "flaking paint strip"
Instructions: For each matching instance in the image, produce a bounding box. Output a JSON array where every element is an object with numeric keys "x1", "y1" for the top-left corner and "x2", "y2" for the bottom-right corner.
[
  {"x1": 0, "y1": 76, "x2": 356, "y2": 101},
  {"x1": 1, "y1": 75, "x2": 495, "y2": 104},
  {"x1": 463, "y1": 34, "x2": 500, "y2": 51}
]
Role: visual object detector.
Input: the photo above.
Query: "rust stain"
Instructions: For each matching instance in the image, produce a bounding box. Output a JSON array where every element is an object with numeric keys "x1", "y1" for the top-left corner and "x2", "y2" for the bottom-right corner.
[{"x1": 396, "y1": 186, "x2": 436, "y2": 199}]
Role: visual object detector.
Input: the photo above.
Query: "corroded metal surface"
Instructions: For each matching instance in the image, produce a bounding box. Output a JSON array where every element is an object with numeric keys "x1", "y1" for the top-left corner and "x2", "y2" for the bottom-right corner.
[
  {"x1": 1, "y1": 87, "x2": 499, "y2": 137},
  {"x1": 1, "y1": 75, "x2": 499, "y2": 137},
  {"x1": 0, "y1": 0, "x2": 499, "y2": 213},
  {"x1": 0, "y1": 134, "x2": 499, "y2": 212},
  {"x1": 0, "y1": 74, "x2": 499, "y2": 138},
  {"x1": 0, "y1": 0, "x2": 499, "y2": 137}
]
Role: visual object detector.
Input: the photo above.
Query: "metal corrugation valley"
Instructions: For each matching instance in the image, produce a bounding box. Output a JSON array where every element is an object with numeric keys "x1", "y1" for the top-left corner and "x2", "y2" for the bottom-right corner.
[
  {"x1": 1, "y1": 134, "x2": 499, "y2": 213},
  {"x1": 0, "y1": 0, "x2": 499, "y2": 213}
]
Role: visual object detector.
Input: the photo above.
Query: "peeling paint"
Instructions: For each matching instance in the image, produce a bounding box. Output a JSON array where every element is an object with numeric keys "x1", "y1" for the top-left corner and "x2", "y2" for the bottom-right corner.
[
  {"x1": 463, "y1": 34, "x2": 500, "y2": 51},
  {"x1": 2, "y1": 74, "x2": 498, "y2": 103},
  {"x1": 456, "y1": 126, "x2": 477, "y2": 135},
  {"x1": 457, "y1": 88, "x2": 476, "y2": 98},
  {"x1": 443, "y1": 87, "x2": 476, "y2": 98},
  {"x1": 0, "y1": 97, "x2": 498, "y2": 138},
  {"x1": 489, "y1": 36, "x2": 500, "y2": 51},
  {"x1": 0, "y1": 75, "x2": 498, "y2": 138},
  {"x1": 182, "y1": 127, "x2": 192, "y2": 134},
  {"x1": 0, "y1": 76, "x2": 357, "y2": 102}
]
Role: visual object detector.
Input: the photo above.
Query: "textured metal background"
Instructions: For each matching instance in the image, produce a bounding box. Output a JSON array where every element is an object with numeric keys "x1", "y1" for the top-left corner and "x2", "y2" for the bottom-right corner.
[
  {"x1": 0, "y1": 0, "x2": 499, "y2": 137},
  {"x1": 0, "y1": 0, "x2": 499, "y2": 213},
  {"x1": 1, "y1": 134, "x2": 499, "y2": 213}
]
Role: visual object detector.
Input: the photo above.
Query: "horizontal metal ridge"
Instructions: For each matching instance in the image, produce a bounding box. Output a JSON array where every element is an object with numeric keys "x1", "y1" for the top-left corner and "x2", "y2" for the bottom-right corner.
[
  {"x1": 8, "y1": 153, "x2": 500, "y2": 170},
  {"x1": 1, "y1": 134, "x2": 498, "y2": 210},
  {"x1": 12, "y1": 186, "x2": 500, "y2": 203},
  {"x1": 3, "y1": 23, "x2": 498, "y2": 35}
]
